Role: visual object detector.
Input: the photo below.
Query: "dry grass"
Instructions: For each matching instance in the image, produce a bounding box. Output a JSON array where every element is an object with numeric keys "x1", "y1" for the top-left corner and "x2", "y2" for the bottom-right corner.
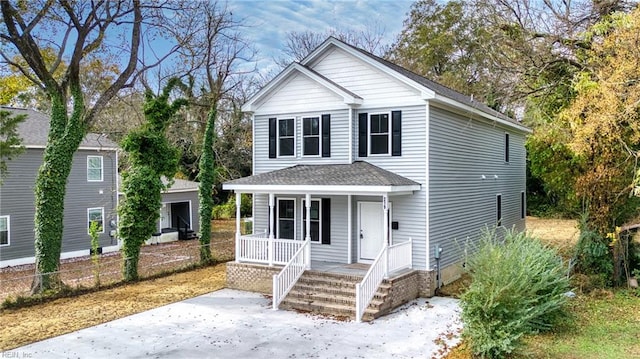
[{"x1": 0, "y1": 219, "x2": 237, "y2": 351}]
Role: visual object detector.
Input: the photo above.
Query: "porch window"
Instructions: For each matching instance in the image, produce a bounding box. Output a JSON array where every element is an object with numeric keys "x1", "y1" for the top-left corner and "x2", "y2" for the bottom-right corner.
[
  {"x1": 278, "y1": 118, "x2": 295, "y2": 157},
  {"x1": 303, "y1": 117, "x2": 320, "y2": 156},
  {"x1": 370, "y1": 113, "x2": 389, "y2": 155},
  {"x1": 87, "y1": 155, "x2": 103, "y2": 182},
  {"x1": 302, "y1": 199, "x2": 321, "y2": 242},
  {"x1": 87, "y1": 207, "x2": 105, "y2": 234},
  {"x1": 0, "y1": 216, "x2": 9, "y2": 246},
  {"x1": 277, "y1": 199, "x2": 295, "y2": 239}
]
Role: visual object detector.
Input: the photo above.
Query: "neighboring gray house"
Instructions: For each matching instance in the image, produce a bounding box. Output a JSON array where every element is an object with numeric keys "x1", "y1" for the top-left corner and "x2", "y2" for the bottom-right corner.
[
  {"x1": 223, "y1": 37, "x2": 530, "y2": 321},
  {"x1": 0, "y1": 107, "x2": 119, "y2": 267}
]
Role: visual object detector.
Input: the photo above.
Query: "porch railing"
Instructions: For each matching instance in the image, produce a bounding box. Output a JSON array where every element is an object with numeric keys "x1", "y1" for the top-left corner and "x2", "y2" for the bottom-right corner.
[
  {"x1": 355, "y1": 238, "x2": 412, "y2": 322},
  {"x1": 237, "y1": 232, "x2": 304, "y2": 266},
  {"x1": 272, "y1": 238, "x2": 311, "y2": 310}
]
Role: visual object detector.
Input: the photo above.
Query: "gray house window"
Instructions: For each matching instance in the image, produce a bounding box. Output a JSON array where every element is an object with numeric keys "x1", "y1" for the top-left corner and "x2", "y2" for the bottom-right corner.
[
  {"x1": 278, "y1": 119, "x2": 295, "y2": 157},
  {"x1": 496, "y1": 194, "x2": 502, "y2": 226},
  {"x1": 521, "y1": 191, "x2": 526, "y2": 219},
  {"x1": 277, "y1": 199, "x2": 295, "y2": 239},
  {"x1": 504, "y1": 133, "x2": 510, "y2": 163},
  {"x1": 87, "y1": 156, "x2": 103, "y2": 182},
  {"x1": 87, "y1": 207, "x2": 105, "y2": 234},
  {"x1": 302, "y1": 199, "x2": 321, "y2": 242},
  {"x1": 0, "y1": 216, "x2": 9, "y2": 246},
  {"x1": 303, "y1": 117, "x2": 320, "y2": 156},
  {"x1": 370, "y1": 113, "x2": 390, "y2": 155}
]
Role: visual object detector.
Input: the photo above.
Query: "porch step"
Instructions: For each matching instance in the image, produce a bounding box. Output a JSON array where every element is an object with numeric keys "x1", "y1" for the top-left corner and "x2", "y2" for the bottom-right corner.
[{"x1": 279, "y1": 271, "x2": 393, "y2": 322}]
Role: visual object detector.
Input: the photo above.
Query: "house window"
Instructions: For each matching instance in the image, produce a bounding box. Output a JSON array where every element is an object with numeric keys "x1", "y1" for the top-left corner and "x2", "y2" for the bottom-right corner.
[
  {"x1": 277, "y1": 199, "x2": 295, "y2": 239},
  {"x1": 504, "y1": 133, "x2": 510, "y2": 163},
  {"x1": 0, "y1": 216, "x2": 9, "y2": 246},
  {"x1": 520, "y1": 191, "x2": 526, "y2": 219},
  {"x1": 370, "y1": 113, "x2": 390, "y2": 155},
  {"x1": 303, "y1": 117, "x2": 320, "y2": 156},
  {"x1": 302, "y1": 199, "x2": 321, "y2": 242},
  {"x1": 87, "y1": 156, "x2": 103, "y2": 181},
  {"x1": 278, "y1": 118, "x2": 295, "y2": 157},
  {"x1": 87, "y1": 207, "x2": 105, "y2": 234},
  {"x1": 496, "y1": 194, "x2": 502, "y2": 226}
]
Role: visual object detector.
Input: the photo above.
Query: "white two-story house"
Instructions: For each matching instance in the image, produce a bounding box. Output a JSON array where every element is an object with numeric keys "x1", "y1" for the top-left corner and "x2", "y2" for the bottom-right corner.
[{"x1": 223, "y1": 37, "x2": 530, "y2": 321}]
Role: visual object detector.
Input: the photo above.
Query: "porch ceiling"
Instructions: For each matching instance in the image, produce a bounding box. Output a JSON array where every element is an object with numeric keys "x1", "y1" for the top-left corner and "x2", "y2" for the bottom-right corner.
[{"x1": 223, "y1": 161, "x2": 421, "y2": 195}]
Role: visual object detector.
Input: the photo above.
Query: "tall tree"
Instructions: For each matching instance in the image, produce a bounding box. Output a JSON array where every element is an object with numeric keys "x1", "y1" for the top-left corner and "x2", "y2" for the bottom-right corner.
[
  {"x1": 119, "y1": 78, "x2": 186, "y2": 281},
  {"x1": 168, "y1": 1, "x2": 255, "y2": 263},
  {"x1": 0, "y1": 110, "x2": 26, "y2": 183}
]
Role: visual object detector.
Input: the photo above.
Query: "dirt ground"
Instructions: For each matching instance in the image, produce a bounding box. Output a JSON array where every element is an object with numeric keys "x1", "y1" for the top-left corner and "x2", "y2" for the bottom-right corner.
[{"x1": 0, "y1": 217, "x2": 578, "y2": 354}]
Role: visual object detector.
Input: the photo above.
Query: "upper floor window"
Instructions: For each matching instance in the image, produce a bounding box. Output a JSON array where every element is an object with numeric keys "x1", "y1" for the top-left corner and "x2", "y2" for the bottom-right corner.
[
  {"x1": 358, "y1": 111, "x2": 401, "y2": 157},
  {"x1": 370, "y1": 114, "x2": 390, "y2": 155},
  {"x1": 278, "y1": 118, "x2": 295, "y2": 157},
  {"x1": 269, "y1": 115, "x2": 331, "y2": 158},
  {"x1": 0, "y1": 216, "x2": 9, "y2": 246},
  {"x1": 87, "y1": 207, "x2": 105, "y2": 234},
  {"x1": 303, "y1": 117, "x2": 320, "y2": 156},
  {"x1": 504, "y1": 133, "x2": 510, "y2": 163},
  {"x1": 87, "y1": 155, "x2": 103, "y2": 182}
]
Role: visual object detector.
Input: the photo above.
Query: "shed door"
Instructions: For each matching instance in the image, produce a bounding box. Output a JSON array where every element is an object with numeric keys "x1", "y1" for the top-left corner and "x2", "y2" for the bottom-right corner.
[{"x1": 358, "y1": 202, "x2": 384, "y2": 262}]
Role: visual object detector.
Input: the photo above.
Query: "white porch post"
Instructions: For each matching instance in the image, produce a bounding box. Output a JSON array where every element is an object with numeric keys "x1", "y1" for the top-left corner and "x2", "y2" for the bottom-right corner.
[
  {"x1": 383, "y1": 194, "x2": 389, "y2": 278},
  {"x1": 268, "y1": 193, "x2": 275, "y2": 266},
  {"x1": 347, "y1": 194, "x2": 352, "y2": 264},
  {"x1": 305, "y1": 193, "x2": 311, "y2": 269},
  {"x1": 235, "y1": 192, "x2": 241, "y2": 263}
]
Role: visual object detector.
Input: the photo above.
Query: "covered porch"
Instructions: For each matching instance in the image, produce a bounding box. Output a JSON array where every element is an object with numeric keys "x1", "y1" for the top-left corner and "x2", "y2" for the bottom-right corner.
[{"x1": 223, "y1": 161, "x2": 421, "y2": 321}]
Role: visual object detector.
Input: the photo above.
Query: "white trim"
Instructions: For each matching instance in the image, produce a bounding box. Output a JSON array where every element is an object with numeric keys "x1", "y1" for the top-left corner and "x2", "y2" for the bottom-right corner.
[
  {"x1": 302, "y1": 116, "x2": 321, "y2": 157},
  {"x1": 302, "y1": 198, "x2": 322, "y2": 243},
  {"x1": 300, "y1": 38, "x2": 530, "y2": 134},
  {"x1": 223, "y1": 184, "x2": 421, "y2": 195},
  {"x1": 277, "y1": 117, "x2": 296, "y2": 158},
  {"x1": 0, "y1": 215, "x2": 10, "y2": 247},
  {"x1": 115, "y1": 149, "x2": 120, "y2": 242},
  {"x1": 348, "y1": 107, "x2": 354, "y2": 163},
  {"x1": 163, "y1": 188, "x2": 199, "y2": 194},
  {"x1": 25, "y1": 145, "x2": 119, "y2": 151},
  {"x1": 277, "y1": 198, "x2": 296, "y2": 240},
  {"x1": 87, "y1": 155, "x2": 104, "y2": 182},
  {"x1": 367, "y1": 112, "x2": 392, "y2": 156},
  {"x1": 252, "y1": 114, "x2": 256, "y2": 175},
  {"x1": 347, "y1": 195, "x2": 353, "y2": 264},
  {"x1": 242, "y1": 63, "x2": 362, "y2": 112},
  {"x1": 425, "y1": 103, "x2": 430, "y2": 270},
  {"x1": 87, "y1": 207, "x2": 106, "y2": 234}
]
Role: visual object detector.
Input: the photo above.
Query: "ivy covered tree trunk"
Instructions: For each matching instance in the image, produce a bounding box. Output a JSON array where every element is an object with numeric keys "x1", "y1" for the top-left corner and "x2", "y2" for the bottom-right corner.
[
  {"x1": 118, "y1": 79, "x2": 184, "y2": 281},
  {"x1": 198, "y1": 105, "x2": 216, "y2": 264},
  {"x1": 31, "y1": 92, "x2": 85, "y2": 293}
]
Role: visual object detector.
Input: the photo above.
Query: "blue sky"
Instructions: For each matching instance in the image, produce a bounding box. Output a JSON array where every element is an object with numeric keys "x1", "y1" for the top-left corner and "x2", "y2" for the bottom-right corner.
[{"x1": 226, "y1": 0, "x2": 414, "y2": 74}]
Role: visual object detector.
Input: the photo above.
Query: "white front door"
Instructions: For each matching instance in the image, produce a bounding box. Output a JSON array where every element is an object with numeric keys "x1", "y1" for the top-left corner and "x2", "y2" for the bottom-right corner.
[{"x1": 358, "y1": 202, "x2": 384, "y2": 262}]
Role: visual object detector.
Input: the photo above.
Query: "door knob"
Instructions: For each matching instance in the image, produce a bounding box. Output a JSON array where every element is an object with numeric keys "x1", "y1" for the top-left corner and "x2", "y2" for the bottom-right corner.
[{"x1": 360, "y1": 230, "x2": 363, "y2": 239}]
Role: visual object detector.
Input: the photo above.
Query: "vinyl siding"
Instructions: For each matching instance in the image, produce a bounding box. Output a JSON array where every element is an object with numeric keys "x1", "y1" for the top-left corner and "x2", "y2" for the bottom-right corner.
[
  {"x1": 428, "y1": 105, "x2": 526, "y2": 269},
  {"x1": 0, "y1": 148, "x2": 118, "y2": 262},
  {"x1": 309, "y1": 47, "x2": 424, "y2": 108},
  {"x1": 256, "y1": 73, "x2": 347, "y2": 114},
  {"x1": 251, "y1": 194, "x2": 348, "y2": 263},
  {"x1": 354, "y1": 104, "x2": 428, "y2": 270},
  {"x1": 254, "y1": 109, "x2": 351, "y2": 175},
  {"x1": 161, "y1": 191, "x2": 200, "y2": 233}
]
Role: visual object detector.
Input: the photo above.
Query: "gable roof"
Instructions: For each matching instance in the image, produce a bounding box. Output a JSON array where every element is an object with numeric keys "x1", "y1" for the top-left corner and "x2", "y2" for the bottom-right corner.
[
  {"x1": 1, "y1": 106, "x2": 118, "y2": 150},
  {"x1": 223, "y1": 161, "x2": 421, "y2": 195},
  {"x1": 245, "y1": 37, "x2": 530, "y2": 133},
  {"x1": 242, "y1": 63, "x2": 362, "y2": 112}
]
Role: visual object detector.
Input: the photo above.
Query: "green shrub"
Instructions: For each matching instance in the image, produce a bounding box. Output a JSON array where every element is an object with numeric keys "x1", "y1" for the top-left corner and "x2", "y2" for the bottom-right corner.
[
  {"x1": 461, "y1": 229, "x2": 571, "y2": 358},
  {"x1": 573, "y1": 214, "x2": 613, "y2": 286},
  {"x1": 211, "y1": 193, "x2": 252, "y2": 220}
]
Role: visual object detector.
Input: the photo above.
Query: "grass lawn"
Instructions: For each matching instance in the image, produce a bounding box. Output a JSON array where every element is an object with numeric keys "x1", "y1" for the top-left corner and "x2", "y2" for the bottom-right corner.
[{"x1": 445, "y1": 217, "x2": 640, "y2": 359}]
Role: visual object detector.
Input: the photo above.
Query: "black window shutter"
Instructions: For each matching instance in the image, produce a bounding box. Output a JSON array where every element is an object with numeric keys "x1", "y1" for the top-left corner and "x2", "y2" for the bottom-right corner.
[
  {"x1": 392, "y1": 110, "x2": 402, "y2": 156},
  {"x1": 268, "y1": 118, "x2": 276, "y2": 158},
  {"x1": 322, "y1": 114, "x2": 331, "y2": 157},
  {"x1": 321, "y1": 198, "x2": 331, "y2": 244},
  {"x1": 358, "y1": 113, "x2": 368, "y2": 157}
]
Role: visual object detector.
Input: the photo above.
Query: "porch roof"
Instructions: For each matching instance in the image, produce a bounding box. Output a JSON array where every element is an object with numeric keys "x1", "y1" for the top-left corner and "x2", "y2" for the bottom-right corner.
[{"x1": 223, "y1": 161, "x2": 421, "y2": 195}]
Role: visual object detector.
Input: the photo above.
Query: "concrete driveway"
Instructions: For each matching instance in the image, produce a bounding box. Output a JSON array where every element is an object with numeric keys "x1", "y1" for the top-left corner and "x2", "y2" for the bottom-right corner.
[{"x1": 5, "y1": 289, "x2": 462, "y2": 358}]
